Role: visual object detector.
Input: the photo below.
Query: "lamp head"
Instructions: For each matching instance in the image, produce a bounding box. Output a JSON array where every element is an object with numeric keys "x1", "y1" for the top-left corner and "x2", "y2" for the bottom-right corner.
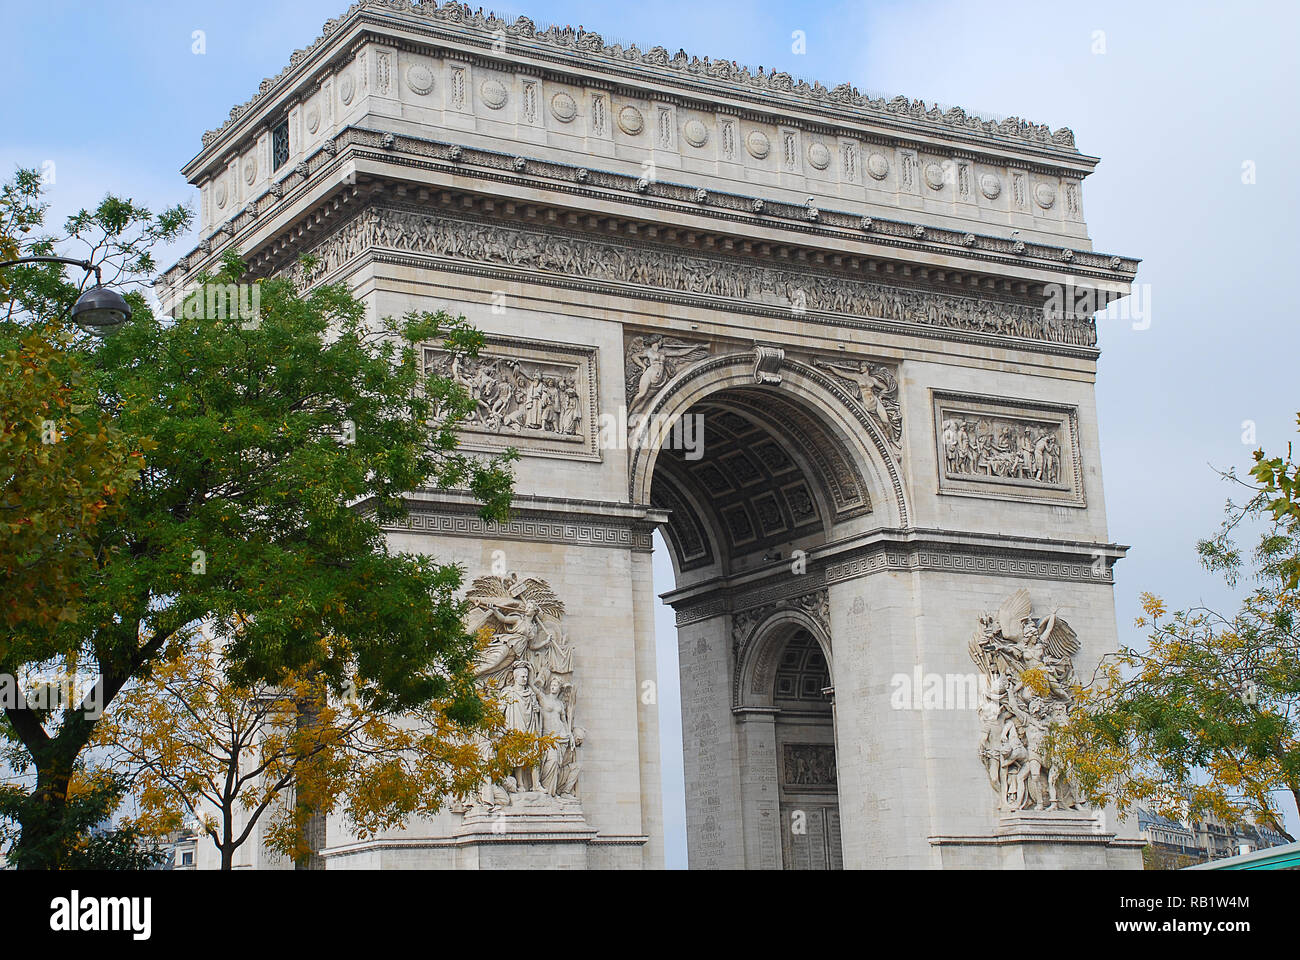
[{"x1": 71, "y1": 285, "x2": 132, "y2": 335}]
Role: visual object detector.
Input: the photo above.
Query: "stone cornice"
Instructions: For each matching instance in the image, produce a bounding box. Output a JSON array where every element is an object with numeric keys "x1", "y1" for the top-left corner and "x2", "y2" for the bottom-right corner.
[
  {"x1": 195, "y1": 0, "x2": 1089, "y2": 169},
  {"x1": 167, "y1": 127, "x2": 1139, "y2": 293},
  {"x1": 369, "y1": 490, "x2": 666, "y2": 552},
  {"x1": 666, "y1": 527, "x2": 1128, "y2": 623}
]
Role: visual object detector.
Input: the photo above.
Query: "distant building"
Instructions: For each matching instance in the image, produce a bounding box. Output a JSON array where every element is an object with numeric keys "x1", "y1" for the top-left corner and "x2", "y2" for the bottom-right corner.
[
  {"x1": 1138, "y1": 806, "x2": 1291, "y2": 868},
  {"x1": 157, "y1": 824, "x2": 200, "y2": 871}
]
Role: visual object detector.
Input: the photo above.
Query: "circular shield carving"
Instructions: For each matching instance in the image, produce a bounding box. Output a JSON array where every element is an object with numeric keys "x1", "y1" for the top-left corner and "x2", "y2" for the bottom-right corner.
[
  {"x1": 682, "y1": 118, "x2": 709, "y2": 148},
  {"x1": 617, "y1": 105, "x2": 644, "y2": 135},
  {"x1": 243, "y1": 157, "x2": 257, "y2": 185},
  {"x1": 1034, "y1": 181, "x2": 1057, "y2": 209},
  {"x1": 339, "y1": 72, "x2": 355, "y2": 105},
  {"x1": 550, "y1": 91, "x2": 577, "y2": 122},
  {"x1": 406, "y1": 64, "x2": 434, "y2": 96},
  {"x1": 746, "y1": 130, "x2": 770, "y2": 159},
  {"x1": 480, "y1": 78, "x2": 508, "y2": 110},
  {"x1": 924, "y1": 161, "x2": 946, "y2": 190},
  {"x1": 979, "y1": 172, "x2": 1002, "y2": 199},
  {"x1": 807, "y1": 141, "x2": 831, "y2": 170},
  {"x1": 214, "y1": 178, "x2": 227, "y2": 208},
  {"x1": 866, "y1": 151, "x2": 889, "y2": 180},
  {"x1": 305, "y1": 104, "x2": 320, "y2": 134}
]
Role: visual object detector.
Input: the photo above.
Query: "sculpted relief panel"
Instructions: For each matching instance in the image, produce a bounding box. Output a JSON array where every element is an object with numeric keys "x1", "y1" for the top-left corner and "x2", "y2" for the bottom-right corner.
[
  {"x1": 625, "y1": 335, "x2": 709, "y2": 410},
  {"x1": 810, "y1": 357, "x2": 902, "y2": 446},
  {"x1": 933, "y1": 392, "x2": 1084, "y2": 506},
  {"x1": 423, "y1": 335, "x2": 600, "y2": 461},
  {"x1": 462, "y1": 573, "x2": 584, "y2": 811},
  {"x1": 296, "y1": 206, "x2": 1095, "y2": 348},
  {"x1": 969, "y1": 589, "x2": 1087, "y2": 814}
]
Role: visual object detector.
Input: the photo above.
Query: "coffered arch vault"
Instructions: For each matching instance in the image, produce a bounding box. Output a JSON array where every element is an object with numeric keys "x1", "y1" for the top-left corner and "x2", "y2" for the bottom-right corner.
[{"x1": 630, "y1": 350, "x2": 909, "y2": 542}]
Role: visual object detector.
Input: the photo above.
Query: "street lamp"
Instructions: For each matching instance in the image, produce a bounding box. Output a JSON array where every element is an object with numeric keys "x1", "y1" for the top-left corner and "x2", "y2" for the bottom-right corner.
[{"x1": 0, "y1": 255, "x2": 133, "y2": 335}]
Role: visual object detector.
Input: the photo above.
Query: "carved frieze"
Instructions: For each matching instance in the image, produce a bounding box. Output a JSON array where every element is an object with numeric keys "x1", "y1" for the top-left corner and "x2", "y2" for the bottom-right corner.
[
  {"x1": 933, "y1": 392, "x2": 1084, "y2": 506},
  {"x1": 290, "y1": 206, "x2": 1094, "y2": 348},
  {"x1": 423, "y1": 334, "x2": 600, "y2": 461}
]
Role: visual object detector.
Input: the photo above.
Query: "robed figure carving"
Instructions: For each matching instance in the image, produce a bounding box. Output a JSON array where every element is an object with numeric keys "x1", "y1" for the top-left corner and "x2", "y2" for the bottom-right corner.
[{"x1": 462, "y1": 573, "x2": 584, "y2": 810}]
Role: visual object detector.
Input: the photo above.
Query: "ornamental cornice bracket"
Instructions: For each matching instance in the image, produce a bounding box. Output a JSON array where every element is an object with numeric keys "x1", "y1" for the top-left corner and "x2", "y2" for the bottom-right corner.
[{"x1": 752, "y1": 344, "x2": 786, "y2": 385}]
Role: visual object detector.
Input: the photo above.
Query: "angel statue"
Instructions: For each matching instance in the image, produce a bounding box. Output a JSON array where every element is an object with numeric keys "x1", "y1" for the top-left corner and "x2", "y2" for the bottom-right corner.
[
  {"x1": 464, "y1": 573, "x2": 574, "y2": 684},
  {"x1": 533, "y1": 675, "x2": 584, "y2": 798},
  {"x1": 969, "y1": 588, "x2": 1086, "y2": 812},
  {"x1": 811, "y1": 358, "x2": 902, "y2": 443},
  {"x1": 625, "y1": 335, "x2": 708, "y2": 410}
]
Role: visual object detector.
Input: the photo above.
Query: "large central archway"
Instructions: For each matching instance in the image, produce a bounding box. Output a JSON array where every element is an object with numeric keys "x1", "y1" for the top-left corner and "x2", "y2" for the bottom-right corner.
[{"x1": 641, "y1": 351, "x2": 897, "y2": 869}]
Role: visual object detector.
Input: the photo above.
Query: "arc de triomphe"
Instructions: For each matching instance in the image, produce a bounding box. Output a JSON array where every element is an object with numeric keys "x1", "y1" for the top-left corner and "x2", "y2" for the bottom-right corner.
[{"x1": 160, "y1": 1, "x2": 1144, "y2": 869}]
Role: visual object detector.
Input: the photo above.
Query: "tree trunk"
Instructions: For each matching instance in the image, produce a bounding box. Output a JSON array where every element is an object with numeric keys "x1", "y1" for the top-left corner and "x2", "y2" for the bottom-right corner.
[
  {"x1": 293, "y1": 696, "x2": 326, "y2": 870},
  {"x1": 12, "y1": 746, "x2": 75, "y2": 869},
  {"x1": 298, "y1": 809, "x2": 326, "y2": 871}
]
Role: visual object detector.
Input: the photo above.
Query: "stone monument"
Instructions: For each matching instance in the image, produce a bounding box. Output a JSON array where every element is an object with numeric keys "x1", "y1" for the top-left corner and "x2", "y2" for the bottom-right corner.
[{"x1": 162, "y1": 0, "x2": 1143, "y2": 869}]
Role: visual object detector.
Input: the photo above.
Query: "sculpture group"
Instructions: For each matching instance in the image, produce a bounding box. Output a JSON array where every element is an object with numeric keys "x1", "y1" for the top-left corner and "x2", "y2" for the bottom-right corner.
[
  {"x1": 463, "y1": 573, "x2": 584, "y2": 809},
  {"x1": 969, "y1": 589, "x2": 1086, "y2": 813},
  {"x1": 428, "y1": 350, "x2": 583, "y2": 438},
  {"x1": 943, "y1": 417, "x2": 1062, "y2": 484}
]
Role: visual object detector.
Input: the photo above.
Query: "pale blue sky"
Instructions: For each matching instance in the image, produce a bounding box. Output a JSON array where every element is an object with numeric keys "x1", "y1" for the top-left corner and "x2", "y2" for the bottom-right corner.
[{"x1": 4, "y1": 0, "x2": 1298, "y2": 864}]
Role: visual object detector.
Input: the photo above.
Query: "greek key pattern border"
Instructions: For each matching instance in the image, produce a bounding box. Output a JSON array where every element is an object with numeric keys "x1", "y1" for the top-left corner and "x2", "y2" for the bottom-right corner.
[
  {"x1": 823, "y1": 548, "x2": 1110, "y2": 584},
  {"x1": 387, "y1": 508, "x2": 654, "y2": 551}
]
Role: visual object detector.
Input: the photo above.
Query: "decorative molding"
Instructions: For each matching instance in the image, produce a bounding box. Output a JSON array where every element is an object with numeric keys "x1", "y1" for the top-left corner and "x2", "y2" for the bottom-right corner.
[
  {"x1": 382, "y1": 498, "x2": 656, "y2": 551},
  {"x1": 282, "y1": 202, "x2": 1097, "y2": 350},
  {"x1": 167, "y1": 128, "x2": 1140, "y2": 299},
  {"x1": 823, "y1": 544, "x2": 1112, "y2": 585},
  {"x1": 200, "y1": 3, "x2": 1081, "y2": 163}
]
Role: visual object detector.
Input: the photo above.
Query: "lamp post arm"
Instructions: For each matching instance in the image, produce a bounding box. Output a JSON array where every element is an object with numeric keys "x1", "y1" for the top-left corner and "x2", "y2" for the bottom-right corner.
[{"x1": 0, "y1": 256, "x2": 102, "y2": 285}]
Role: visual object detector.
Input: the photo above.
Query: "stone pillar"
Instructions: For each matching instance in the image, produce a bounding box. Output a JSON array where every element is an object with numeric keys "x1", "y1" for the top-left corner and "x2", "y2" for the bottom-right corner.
[
  {"x1": 630, "y1": 549, "x2": 664, "y2": 868},
  {"x1": 676, "y1": 613, "x2": 744, "y2": 869},
  {"x1": 735, "y1": 707, "x2": 782, "y2": 869}
]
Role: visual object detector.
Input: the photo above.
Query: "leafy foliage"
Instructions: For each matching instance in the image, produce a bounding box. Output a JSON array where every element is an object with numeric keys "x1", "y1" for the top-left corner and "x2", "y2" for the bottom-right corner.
[
  {"x1": 97, "y1": 629, "x2": 544, "y2": 869},
  {"x1": 1053, "y1": 433, "x2": 1300, "y2": 842},
  {"x1": 0, "y1": 769, "x2": 164, "y2": 870},
  {"x1": 0, "y1": 169, "x2": 515, "y2": 868}
]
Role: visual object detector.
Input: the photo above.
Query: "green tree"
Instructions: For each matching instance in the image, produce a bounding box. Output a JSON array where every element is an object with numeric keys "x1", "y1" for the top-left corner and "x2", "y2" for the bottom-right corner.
[
  {"x1": 1054, "y1": 431, "x2": 1300, "y2": 842},
  {"x1": 1, "y1": 171, "x2": 514, "y2": 867}
]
